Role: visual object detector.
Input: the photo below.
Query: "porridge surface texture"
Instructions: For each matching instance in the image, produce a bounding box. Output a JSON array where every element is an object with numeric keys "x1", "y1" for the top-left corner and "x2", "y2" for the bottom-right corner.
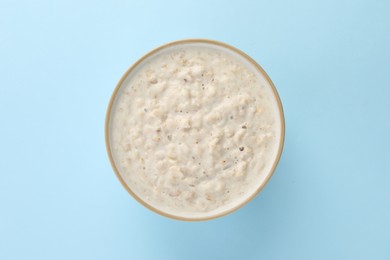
[{"x1": 109, "y1": 43, "x2": 282, "y2": 218}]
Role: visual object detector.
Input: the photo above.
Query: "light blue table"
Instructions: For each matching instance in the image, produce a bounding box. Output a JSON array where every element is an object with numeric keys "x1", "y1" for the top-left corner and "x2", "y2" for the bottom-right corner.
[{"x1": 1, "y1": 1, "x2": 389, "y2": 259}]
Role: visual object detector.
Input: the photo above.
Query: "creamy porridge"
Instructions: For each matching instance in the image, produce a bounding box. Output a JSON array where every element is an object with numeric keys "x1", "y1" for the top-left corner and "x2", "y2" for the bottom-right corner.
[{"x1": 107, "y1": 40, "x2": 284, "y2": 220}]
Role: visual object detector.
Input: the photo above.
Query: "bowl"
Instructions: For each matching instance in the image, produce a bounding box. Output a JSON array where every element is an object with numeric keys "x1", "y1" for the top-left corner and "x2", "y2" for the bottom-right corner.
[{"x1": 105, "y1": 39, "x2": 285, "y2": 221}]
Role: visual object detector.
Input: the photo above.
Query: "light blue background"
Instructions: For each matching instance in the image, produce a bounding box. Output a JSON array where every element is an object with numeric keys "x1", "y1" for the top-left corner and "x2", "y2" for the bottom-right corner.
[{"x1": 1, "y1": 0, "x2": 389, "y2": 259}]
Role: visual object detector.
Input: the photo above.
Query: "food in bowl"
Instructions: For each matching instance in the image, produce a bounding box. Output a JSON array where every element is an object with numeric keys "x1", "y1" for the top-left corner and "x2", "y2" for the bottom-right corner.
[{"x1": 106, "y1": 39, "x2": 284, "y2": 220}]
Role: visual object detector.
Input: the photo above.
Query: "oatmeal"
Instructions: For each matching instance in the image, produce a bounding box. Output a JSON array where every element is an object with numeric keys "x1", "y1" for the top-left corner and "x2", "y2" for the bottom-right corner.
[{"x1": 107, "y1": 41, "x2": 284, "y2": 219}]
